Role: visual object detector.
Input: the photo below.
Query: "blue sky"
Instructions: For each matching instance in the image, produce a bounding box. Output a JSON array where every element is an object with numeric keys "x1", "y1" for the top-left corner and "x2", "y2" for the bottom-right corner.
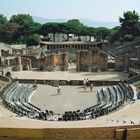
[{"x1": 0, "y1": 0, "x2": 140, "y2": 21}]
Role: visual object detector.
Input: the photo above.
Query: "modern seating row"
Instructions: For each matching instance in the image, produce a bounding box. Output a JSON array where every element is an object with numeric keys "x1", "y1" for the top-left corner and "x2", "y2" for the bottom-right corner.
[
  {"x1": 58, "y1": 82, "x2": 134, "y2": 121},
  {"x1": 2, "y1": 82, "x2": 134, "y2": 121},
  {"x1": 2, "y1": 82, "x2": 42, "y2": 118}
]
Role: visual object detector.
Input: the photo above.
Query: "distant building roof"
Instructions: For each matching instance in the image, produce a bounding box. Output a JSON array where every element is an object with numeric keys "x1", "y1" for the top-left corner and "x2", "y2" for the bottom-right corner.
[{"x1": 40, "y1": 41, "x2": 102, "y2": 45}]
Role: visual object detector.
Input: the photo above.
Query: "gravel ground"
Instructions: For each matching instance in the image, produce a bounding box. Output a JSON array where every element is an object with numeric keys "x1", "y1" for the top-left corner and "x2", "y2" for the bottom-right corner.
[{"x1": 31, "y1": 84, "x2": 105, "y2": 114}]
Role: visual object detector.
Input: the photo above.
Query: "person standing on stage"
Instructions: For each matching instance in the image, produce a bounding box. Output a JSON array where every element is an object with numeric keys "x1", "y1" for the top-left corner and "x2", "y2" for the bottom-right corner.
[
  {"x1": 57, "y1": 85, "x2": 61, "y2": 94},
  {"x1": 90, "y1": 83, "x2": 93, "y2": 92}
]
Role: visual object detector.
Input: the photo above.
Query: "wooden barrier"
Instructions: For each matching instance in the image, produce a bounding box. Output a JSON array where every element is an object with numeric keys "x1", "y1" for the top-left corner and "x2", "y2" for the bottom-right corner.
[
  {"x1": 0, "y1": 125, "x2": 140, "y2": 140},
  {"x1": 115, "y1": 128, "x2": 140, "y2": 140},
  {"x1": 0, "y1": 128, "x2": 43, "y2": 139}
]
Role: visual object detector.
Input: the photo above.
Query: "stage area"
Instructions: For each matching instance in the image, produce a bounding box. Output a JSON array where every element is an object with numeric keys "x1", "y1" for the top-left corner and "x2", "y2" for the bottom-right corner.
[
  {"x1": 11, "y1": 70, "x2": 128, "y2": 81},
  {"x1": 31, "y1": 85, "x2": 104, "y2": 114}
]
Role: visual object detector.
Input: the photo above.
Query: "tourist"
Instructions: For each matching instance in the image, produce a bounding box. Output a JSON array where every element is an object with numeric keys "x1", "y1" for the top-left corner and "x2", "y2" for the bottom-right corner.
[
  {"x1": 57, "y1": 85, "x2": 61, "y2": 94},
  {"x1": 83, "y1": 78, "x2": 86, "y2": 86},
  {"x1": 83, "y1": 78, "x2": 87, "y2": 92},
  {"x1": 33, "y1": 80, "x2": 38, "y2": 89},
  {"x1": 86, "y1": 78, "x2": 89, "y2": 87},
  {"x1": 90, "y1": 83, "x2": 93, "y2": 92},
  {"x1": 1, "y1": 70, "x2": 4, "y2": 75},
  {"x1": 84, "y1": 84, "x2": 87, "y2": 92}
]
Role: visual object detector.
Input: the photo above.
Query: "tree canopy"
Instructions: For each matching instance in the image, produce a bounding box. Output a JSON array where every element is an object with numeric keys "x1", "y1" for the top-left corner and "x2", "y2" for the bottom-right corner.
[
  {"x1": 40, "y1": 19, "x2": 86, "y2": 41},
  {"x1": 26, "y1": 34, "x2": 41, "y2": 46},
  {"x1": 66, "y1": 19, "x2": 84, "y2": 35},
  {"x1": 109, "y1": 10, "x2": 140, "y2": 43},
  {"x1": 0, "y1": 14, "x2": 7, "y2": 24},
  {"x1": 119, "y1": 10, "x2": 140, "y2": 37},
  {"x1": 95, "y1": 27, "x2": 111, "y2": 41},
  {"x1": 0, "y1": 22, "x2": 21, "y2": 43},
  {"x1": 1, "y1": 10, "x2": 140, "y2": 45},
  {"x1": 109, "y1": 26, "x2": 121, "y2": 43},
  {"x1": 9, "y1": 14, "x2": 33, "y2": 26},
  {"x1": 8, "y1": 14, "x2": 41, "y2": 44}
]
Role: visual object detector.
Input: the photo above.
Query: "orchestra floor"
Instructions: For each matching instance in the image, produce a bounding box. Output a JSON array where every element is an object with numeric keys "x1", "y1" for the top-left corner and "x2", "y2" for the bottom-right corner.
[{"x1": 31, "y1": 84, "x2": 103, "y2": 114}]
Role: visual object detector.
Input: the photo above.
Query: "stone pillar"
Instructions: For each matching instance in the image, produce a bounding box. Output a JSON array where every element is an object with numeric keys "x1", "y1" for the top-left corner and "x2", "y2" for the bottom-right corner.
[
  {"x1": 28, "y1": 59, "x2": 32, "y2": 70},
  {"x1": 63, "y1": 53, "x2": 68, "y2": 71},
  {"x1": 97, "y1": 51, "x2": 100, "y2": 70},
  {"x1": 76, "y1": 51, "x2": 80, "y2": 71},
  {"x1": 51, "y1": 54, "x2": 55, "y2": 71},
  {"x1": 15, "y1": 56, "x2": 22, "y2": 71},
  {"x1": 88, "y1": 51, "x2": 92, "y2": 72},
  {"x1": 7, "y1": 59, "x2": 10, "y2": 66}
]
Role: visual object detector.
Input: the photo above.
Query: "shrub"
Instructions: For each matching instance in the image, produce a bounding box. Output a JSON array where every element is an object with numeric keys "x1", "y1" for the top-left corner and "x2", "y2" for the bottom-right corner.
[{"x1": 26, "y1": 34, "x2": 41, "y2": 46}]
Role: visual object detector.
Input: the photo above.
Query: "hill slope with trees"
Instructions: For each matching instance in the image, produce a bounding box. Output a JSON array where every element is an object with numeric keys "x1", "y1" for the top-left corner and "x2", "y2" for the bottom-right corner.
[{"x1": 0, "y1": 11, "x2": 140, "y2": 47}]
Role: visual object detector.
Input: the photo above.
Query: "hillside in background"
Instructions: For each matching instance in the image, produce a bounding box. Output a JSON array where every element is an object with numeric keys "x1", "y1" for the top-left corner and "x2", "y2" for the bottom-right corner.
[{"x1": 33, "y1": 16, "x2": 119, "y2": 29}]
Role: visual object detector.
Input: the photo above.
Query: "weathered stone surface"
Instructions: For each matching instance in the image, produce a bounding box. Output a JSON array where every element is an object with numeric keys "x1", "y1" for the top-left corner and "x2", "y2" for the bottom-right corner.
[
  {"x1": 76, "y1": 48, "x2": 108, "y2": 72},
  {"x1": 38, "y1": 53, "x2": 68, "y2": 71},
  {"x1": 15, "y1": 56, "x2": 32, "y2": 71},
  {"x1": 115, "y1": 54, "x2": 129, "y2": 72}
]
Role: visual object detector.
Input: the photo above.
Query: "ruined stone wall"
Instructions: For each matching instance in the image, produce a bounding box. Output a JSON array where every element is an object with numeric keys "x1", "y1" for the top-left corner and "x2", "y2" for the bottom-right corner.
[
  {"x1": 37, "y1": 57, "x2": 47, "y2": 66},
  {"x1": 22, "y1": 56, "x2": 38, "y2": 68},
  {"x1": 26, "y1": 47, "x2": 40, "y2": 55},
  {"x1": 14, "y1": 56, "x2": 32, "y2": 71},
  {"x1": 1, "y1": 50, "x2": 10, "y2": 57},
  {"x1": 77, "y1": 51, "x2": 90, "y2": 71},
  {"x1": 15, "y1": 56, "x2": 21, "y2": 66},
  {"x1": 0, "y1": 43, "x2": 12, "y2": 56},
  {"x1": 38, "y1": 53, "x2": 68, "y2": 71},
  {"x1": 21, "y1": 57, "x2": 32, "y2": 70},
  {"x1": 99, "y1": 52, "x2": 108, "y2": 70},
  {"x1": 115, "y1": 54, "x2": 129, "y2": 71},
  {"x1": 63, "y1": 53, "x2": 68, "y2": 70},
  {"x1": 76, "y1": 49, "x2": 108, "y2": 72}
]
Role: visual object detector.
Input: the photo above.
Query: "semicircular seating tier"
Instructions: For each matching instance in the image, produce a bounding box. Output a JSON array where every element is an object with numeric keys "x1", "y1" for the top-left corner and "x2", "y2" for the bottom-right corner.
[{"x1": 2, "y1": 81, "x2": 135, "y2": 121}]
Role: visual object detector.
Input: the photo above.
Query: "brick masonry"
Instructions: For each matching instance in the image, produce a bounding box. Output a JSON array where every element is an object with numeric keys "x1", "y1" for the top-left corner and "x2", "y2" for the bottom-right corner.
[
  {"x1": 37, "y1": 53, "x2": 68, "y2": 71},
  {"x1": 76, "y1": 48, "x2": 108, "y2": 72}
]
